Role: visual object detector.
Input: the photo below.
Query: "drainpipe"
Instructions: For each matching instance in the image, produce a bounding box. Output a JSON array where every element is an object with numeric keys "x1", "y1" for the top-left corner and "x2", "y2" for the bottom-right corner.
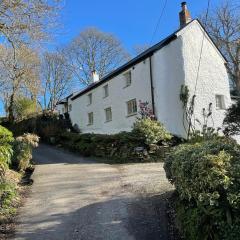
[{"x1": 149, "y1": 55, "x2": 156, "y2": 118}]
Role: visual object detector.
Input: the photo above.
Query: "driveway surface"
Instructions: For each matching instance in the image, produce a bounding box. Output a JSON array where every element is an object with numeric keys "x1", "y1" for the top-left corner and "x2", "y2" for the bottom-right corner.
[{"x1": 13, "y1": 144, "x2": 174, "y2": 240}]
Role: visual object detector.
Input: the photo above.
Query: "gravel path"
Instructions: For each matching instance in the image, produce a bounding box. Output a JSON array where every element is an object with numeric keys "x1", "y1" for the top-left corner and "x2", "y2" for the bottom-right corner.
[{"x1": 12, "y1": 144, "x2": 174, "y2": 240}]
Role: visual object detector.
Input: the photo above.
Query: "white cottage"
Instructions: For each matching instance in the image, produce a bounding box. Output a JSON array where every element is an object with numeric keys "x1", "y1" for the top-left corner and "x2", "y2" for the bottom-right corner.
[{"x1": 57, "y1": 2, "x2": 231, "y2": 138}]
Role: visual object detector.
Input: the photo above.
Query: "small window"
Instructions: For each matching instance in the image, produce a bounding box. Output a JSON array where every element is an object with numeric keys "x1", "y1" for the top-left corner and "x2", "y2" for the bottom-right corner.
[
  {"x1": 124, "y1": 71, "x2": 132, "y2": 87},
  {"x1": 105, "y1": 107, "x2": 112, "y2": 122},
  {"x1": 103, "y1": 85, "x2": 109, "y2": 98},
  {"x1": 127, "y1": 99, "x2": 137, "y2": 116},
  {"x1": 69, "y1": 104, "x2": 72, "y2": 112},
  {"x1": 62, "y1": 107, "x2": 64, "y2": 113},
  {"x1": 88, "y1": 93, "x2": 92, "y2": 105},
  {"x1": 88, "y1": 112, "x2": 93, "y2": 125},
  {"x1": 215, "y1": 95, "x2": 225, "y2": 110}
]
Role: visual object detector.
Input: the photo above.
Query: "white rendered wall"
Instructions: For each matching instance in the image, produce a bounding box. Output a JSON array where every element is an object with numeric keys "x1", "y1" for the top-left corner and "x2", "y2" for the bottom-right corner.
[
  {"x1": 151, "y1": 38, "x2": 186, "y2": 137},
  {"x1": 70, "y1": 59, "x2": 153, "y2": 134},
  {"x1": 179, "y1": 20, "x2": 231, "y2": 135}
]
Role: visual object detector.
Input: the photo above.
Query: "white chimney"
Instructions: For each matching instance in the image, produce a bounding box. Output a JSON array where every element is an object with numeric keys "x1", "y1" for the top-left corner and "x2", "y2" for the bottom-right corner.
[
  {"x1": 91, "y1": 70, "x2": 99, "y2": 83},
  {"x1": 179, "y1": 2, "x2": 192, "y2": 28}
]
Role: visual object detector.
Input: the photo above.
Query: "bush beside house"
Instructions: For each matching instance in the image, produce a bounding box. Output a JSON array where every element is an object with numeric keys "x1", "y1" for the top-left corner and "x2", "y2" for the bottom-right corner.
[
  {"x1": 164, "y1": 138, "x2": 240, "y2": 240},
  {"x1": 56, "y1": 122, "x2": 173, "y2": 163}
]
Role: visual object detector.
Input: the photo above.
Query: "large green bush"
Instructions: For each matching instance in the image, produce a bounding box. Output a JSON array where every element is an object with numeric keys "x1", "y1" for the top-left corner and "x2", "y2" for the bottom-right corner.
[
  {"x1": 164, "y1": 138, "x2": 240, "y2": 240},
  {"x1": 132, "y1": 118, "x2": 172, "y2": 145},
  {"x1": 0, "y1": 126, "x2": 14, "y2": 179},
  {"x1": 12, "y1": 133, "x2": 39, "y2": 171}
]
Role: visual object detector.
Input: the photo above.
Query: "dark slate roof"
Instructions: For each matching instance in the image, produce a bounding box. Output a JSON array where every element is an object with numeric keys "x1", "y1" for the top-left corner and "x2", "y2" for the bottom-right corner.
[{"x1": 70, "y1": 19, "x2": 227, "y2": 101}]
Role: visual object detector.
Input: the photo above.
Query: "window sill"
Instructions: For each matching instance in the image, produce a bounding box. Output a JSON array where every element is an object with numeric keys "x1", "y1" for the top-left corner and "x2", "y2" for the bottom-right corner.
[
  {"x1": 105, "y1": 120, "x2": 112, "y2": 123},
  {"x1": 87, "y1": 104, "x2": 92, "y2": 106},
  {"x1": 216, "y1": 108, "x2": 226, "y2": 111},
  {"x1": 103, "y1": 96, "x2": 109, "y2": 99},
  {"x1": 126, "y1": 113, "x2": 137, "y2": 118},
  {"x1": 87, "y1": 124, "x2": 93, "y2": 126}
]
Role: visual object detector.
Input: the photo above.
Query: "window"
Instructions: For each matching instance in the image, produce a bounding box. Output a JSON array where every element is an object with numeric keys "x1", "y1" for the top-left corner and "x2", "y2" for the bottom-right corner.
[
  {"x1": 124, "y1": 71, "x2": 132, "y2": 87},
  {"x1": 103, "y1": 84, "x2": 109, "y2": 98},
  {"x1": 105, "y1": 107, "x2": 112, "y2": 122},
  {"x1": 62, "y1": 107, "x2": 64, "y2": 113},
  {"x1": 215, "y1": 95, "x2": 225, "y2": 110},
  {"x1": 69, "y1": 104, "x2": 72, "y2": 112},
  {"x1": 88, "y1": 112, "x2": 93, "y2": 125},
  {"x1": 127, "y1": 99, "x2": 137, "y2": 116},
  {"x1": 88, "y1": 93, "x2": 92, "y2": 105}
]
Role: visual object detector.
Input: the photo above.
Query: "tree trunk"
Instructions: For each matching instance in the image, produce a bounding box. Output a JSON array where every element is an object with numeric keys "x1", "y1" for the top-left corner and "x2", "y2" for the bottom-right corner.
[{"x1": 8, "y1": 94, "x2": 15, "y2": 123}]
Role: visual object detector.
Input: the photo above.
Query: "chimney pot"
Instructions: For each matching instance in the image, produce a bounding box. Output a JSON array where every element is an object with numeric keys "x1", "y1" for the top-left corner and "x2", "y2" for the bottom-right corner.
[
  {"x1": 91, "y1": 70, "x2": 99, "y2": 83},
  {"x1": 179, "y1": 2, "x2": 192, "y2": 28}
]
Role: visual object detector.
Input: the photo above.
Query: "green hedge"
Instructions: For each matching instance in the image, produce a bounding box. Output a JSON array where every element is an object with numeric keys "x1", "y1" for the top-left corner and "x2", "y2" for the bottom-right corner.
[
  {"x1": 0, "y1": 126, "x2": 14, "y2": 180},
  {"x1": 56, "y1": 131, "x2": 170, "y2": 162},
  {"x1": 164, "y1": 138, "x2": 240, "y2": 240}
]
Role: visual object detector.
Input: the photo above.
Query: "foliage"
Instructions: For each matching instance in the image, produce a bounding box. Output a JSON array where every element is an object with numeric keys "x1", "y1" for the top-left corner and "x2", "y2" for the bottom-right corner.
[
  {"x1": 132, "y1": 118, "x2": 172, "y2": 145},
  {"x1": 56, "y1": 131, "x2": 170, "y2": 163},
  {"x1": 0, "y1": 45, "x2": 41, "y2": 122},
  {"x1": 0, "y1": 182, "x2": 18, "y2": 221},
  {"x1": 179, "y1": 84, "x2": 219, "y2": 141},
  {"x1": 13, "y1": 134, "x2": 39, "y2": 171},
  {"x1": 164, "y1": 138, "x2": 240, "y2": 240},
  {"x1": 223, "y1": 99, "x2": 240, "y2": 136},
  {"x1": 138, "y1": 101, "x2": 155, "y2": 120},
  {"x1": 13, "y1": 97, "x2": 39, "y2": 121},
  {"x1": 0, "y1": 126, "x2": 14, "y2": 180}
]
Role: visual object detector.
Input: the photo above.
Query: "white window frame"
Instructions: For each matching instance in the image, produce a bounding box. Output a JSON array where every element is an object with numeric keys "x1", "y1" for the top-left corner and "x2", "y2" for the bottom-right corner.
[
  {"x1": 123, "y1": 71, "x2": 132, "y2": 88},
  {"x1": 215, "y1": 95, "x2": 225, "y2": 110},
  {"x1": 87, "y1": 93, "x2": 92, "y2": 105},
  {"x1": 127, "y1": 98, "x2": 137, "y2": 116},
  {"x1": 105, "y1": 107, "x2": 112, "y2": 122},
  {"x1": 88, "y1": 112, "x2": 94, "y2": 125},
  {"x1": 103, "y1": 84, "x2": 109, "y2": 98}
]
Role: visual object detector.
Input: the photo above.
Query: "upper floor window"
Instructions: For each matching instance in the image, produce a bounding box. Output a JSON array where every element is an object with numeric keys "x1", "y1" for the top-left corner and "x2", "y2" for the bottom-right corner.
[
  {"x1": 69, "y1": 104, "x2": 72, "y2": 112},
  {"x1": 103, "y1": 84, "x2": 109, "y2": 98},
  {"x1": 88, "y1": 93, "x2": 92, "y2": 105},
  {"x1": 127, "y1": 98, "x2": 137, "y2": 116},
  {"x1": 124, "y1": 71, "x2": 132, "y2": 87},
  {"x1": 105, "y1": 107, "x2": 112, "y2": 122},
  {"x1": 88, "y1": 112, "x2": 93, "y2": 125},
  {"x1": 215, "y1": 95, "x2": 225, "y2": 110}
]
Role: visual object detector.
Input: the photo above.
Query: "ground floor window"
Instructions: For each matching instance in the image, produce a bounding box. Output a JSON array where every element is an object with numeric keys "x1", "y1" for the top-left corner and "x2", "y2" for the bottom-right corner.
[{"x1": 215, "y1": 95, "x2": 225, "y2": 110}]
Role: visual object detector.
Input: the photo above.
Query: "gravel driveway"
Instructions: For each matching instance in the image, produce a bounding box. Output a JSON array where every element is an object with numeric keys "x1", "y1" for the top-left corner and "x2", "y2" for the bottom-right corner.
[{"x1": 12, "y1": 144, "x2": 174, "y2": 240}]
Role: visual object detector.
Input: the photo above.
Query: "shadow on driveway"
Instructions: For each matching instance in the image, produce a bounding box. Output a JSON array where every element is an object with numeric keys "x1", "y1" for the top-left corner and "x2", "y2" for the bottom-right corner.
[{"x1": 14, "y1": 193, "x2": 173, "y2": 240}]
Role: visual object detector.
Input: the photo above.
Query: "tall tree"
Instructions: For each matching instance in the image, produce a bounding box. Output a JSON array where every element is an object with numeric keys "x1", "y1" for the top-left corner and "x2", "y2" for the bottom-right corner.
[
  {"x1": 0, "y1": 0, "x2": 61, "y2": 48},
  {"x1": 201, "y1": 1, "x2": 240, "y2": 92},
  {"x1": 41, "y1": 51, "x2": 73, "y2": 111},
  {"x1": 0, "y1": 45, "x2": 40, "y2": 122},
  {"x1": 65, "y1": 27, "x2": 129, "y2": 85}
]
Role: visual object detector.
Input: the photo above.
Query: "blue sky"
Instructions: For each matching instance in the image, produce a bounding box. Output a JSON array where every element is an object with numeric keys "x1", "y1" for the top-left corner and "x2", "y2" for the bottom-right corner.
[
  {"x1": 0, "y1": 0, "x2": 222, "y2": 116},
  {"x1": 52, "y1": 0, "x2": 220, "y2": 53}
]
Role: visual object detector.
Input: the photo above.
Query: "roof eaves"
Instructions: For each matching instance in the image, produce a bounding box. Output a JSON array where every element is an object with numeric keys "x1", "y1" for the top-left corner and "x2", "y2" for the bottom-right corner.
[{"x1": 71, "y1": 34, "x2": 178, "y2": 101}]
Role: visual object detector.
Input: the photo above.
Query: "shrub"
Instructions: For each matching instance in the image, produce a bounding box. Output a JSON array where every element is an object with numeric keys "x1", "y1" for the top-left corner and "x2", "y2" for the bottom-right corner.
[
  {"x1": 132, "y1": 118, "x2": 172, "y2": 145},
  {"x1": 164, "y1": 138, "x2": 240, "y2": 240},
  {"x1": 12, "y1": 133, "x2": 39, "y2": 171},
  {"x1": 223, "y1": 99, "x2": 240, "y2": 136},
  {"x1": 0, "y1": 126, "x2": 14, "y2": 180}
]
